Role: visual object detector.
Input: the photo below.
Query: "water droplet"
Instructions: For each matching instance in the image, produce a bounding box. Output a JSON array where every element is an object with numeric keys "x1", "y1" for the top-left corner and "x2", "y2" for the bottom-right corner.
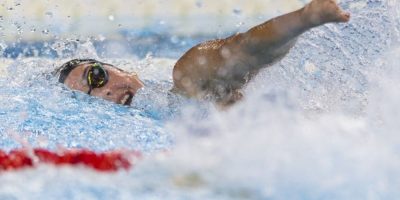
[
  {"x1": 233, "y1": 8, "x2": 242, "y2": 15},
  {"x1": 108, "y1": 15, "x2": 114, "y2": 21},
  {"x1": 42, "y1": 29, "x2": 49, "y2": 35},
  {"x1": 0, "y1": 16, "x2": 3, "y2": 21},
  {"x1": 195, "y1": 1, "x2": 203, "y2": 8},
  {"x1": 30, "y1": 27, "x2": 36, "y2": 32},
  {"x1": 13, "y1": 22, "x2": 23, "y2": 34},
  {"x1": 0, "y1": 43, "x2": 8, "y2": 55},
  {"x1": 97, "y1": 35, "x2": 106, "y2": 41},
  {"x1": 51, "y1": 40, "x2": 66, "y2": 57},
  {"x1": 7, "y1": 7, "x2": 13, "y2": 11},
  {"x1": 45, "y1": 11, "x2": 53, "y2": 18},
  {"x1": 236, "y1": 21, "x2": 244, "y2": 28},
  {"x1": 159, "y1": 20, "x2": 165, "y2": 25},
  {"x1": 170, "y1": 36, "x2": 179, "y2": 44}
]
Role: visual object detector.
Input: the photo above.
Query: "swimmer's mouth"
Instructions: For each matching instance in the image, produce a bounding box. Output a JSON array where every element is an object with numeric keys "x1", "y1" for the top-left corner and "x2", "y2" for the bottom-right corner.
[{"x1": 121, "y1": 92, "x2": 134, "y2": 106}]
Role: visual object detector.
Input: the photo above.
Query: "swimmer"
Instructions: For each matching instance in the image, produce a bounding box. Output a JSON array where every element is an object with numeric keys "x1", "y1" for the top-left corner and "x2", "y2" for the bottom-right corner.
[
  {"x1": 54, "y1": 59, "x2": 144, "y2": 105},
  {"x1": 56, "y1": 0, "x2": 350, "y2": 107}
]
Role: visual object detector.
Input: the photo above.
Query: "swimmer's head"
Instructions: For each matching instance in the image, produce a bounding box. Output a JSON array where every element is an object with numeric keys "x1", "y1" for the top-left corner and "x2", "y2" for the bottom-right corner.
[{"x1": 55, "y1": 59, "x2": 144, "y2": 105}]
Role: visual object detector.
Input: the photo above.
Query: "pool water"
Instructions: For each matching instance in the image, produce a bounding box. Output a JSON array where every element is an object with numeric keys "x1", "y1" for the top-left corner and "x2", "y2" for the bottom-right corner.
[{"x1": 1, "y1": 0, "x2": 400, "y2": 199}]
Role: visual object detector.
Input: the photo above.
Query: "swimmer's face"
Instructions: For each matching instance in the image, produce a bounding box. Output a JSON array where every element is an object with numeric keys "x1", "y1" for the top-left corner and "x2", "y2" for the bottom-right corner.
[{"x1": 63, "y1": 62, "x2": 144, "y2": 105}]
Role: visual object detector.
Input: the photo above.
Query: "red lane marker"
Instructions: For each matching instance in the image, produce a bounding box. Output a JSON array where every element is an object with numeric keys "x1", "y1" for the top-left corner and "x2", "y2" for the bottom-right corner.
[{"x1": 0, "y1": 148, "x2": 141, "y2": 172}]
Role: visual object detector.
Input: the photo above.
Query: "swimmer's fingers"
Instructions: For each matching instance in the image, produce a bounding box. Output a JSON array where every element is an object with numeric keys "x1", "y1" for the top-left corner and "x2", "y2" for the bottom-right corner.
[{"x1": 338, "y1": 11, "x2": 351, "y2": 22}]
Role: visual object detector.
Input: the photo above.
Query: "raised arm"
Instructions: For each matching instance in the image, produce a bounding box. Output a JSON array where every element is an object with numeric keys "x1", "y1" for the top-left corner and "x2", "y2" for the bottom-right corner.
[
  {"x1": 172, "y1": 0, "x2": 350, "y2": 107},
  {"x1": 233, "y1": 0, "x2": 350, "y2": 53}
]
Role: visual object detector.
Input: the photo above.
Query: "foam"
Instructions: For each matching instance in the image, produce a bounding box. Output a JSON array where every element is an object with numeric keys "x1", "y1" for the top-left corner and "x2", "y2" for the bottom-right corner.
[{"x1": 0, "y1": 0, "x2": 399, "y2": 199}]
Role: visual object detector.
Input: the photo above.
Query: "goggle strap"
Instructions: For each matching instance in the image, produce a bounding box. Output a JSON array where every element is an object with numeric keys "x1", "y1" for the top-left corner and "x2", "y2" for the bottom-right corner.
[{"x1": 87, "y1": 86, "x2": 93, "y2": 95}]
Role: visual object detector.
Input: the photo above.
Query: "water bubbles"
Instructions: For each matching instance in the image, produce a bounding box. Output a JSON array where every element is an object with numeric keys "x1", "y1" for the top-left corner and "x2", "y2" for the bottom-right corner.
[
  {"x1": 235, "y1": 21, "x2": 244, "y2": 28},
  {"x1": 0, "y1": 0, "x2": 397, "y2": 199},
  {"x1": 170, "y1": 35, "x2": 179, "y2": 44},
  {"x1": 49, "y1": 39, "x2": 79, "y2": 58},
  {"x1": 41, "y1": 29, "x2": 49, "y2": 35},
  {"x1": 45, "y1": 11, "x2": 53, "y2": 18},
  {"x1": 349, "y1": 1, "x2": 368, "y2": 9},
  {"x1": 0, "y1": 42, "x2": 7, "y2": 55},
  {"x1": 233, "y1": 8, "x2": 242, "y2": 15},
  {"x1": 13, "y1": 22, "x2": 23, "y2": 35},
  {"x1": 195, "y1": 0, "x2": 203, "y2": 8},
  {"x1": 51, "y1": 40, "x2": 66, "y2": 57},
  {"x1": 233, "y1": 8, "x2": 244, "y2": 28},
  {"x1": 96, "y1": 34, "x2": 106, "y2": 42},
  {"x1": 14, "y1": 0, "x2": 21, "y2": 6},
  {"x1": 74, "y1": 40, "x2": 99, "y2": 58},
  {"x1": 303, "y1": 60, "x2": 317, "y2": 73}
]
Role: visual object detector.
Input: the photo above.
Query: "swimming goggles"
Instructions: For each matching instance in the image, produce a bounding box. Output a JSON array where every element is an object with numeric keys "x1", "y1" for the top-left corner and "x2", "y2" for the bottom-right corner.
[{"x1": 86, "y1": 62, "x2": 109, "y2": 95}]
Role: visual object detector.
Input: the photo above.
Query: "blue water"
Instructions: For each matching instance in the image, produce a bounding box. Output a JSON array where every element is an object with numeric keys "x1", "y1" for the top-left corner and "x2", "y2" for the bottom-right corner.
[
  {"x1": 1, "y1": 0, "x2": 400, "y2": 199},
  {"x1": 1, "y1": 31, "x2": 210, "y2": 59}
]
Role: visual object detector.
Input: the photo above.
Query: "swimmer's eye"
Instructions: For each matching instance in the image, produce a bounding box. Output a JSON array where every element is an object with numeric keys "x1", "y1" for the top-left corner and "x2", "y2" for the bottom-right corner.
[{"x1": 87, "y1": 63, "x2": 109, "y2": 90}]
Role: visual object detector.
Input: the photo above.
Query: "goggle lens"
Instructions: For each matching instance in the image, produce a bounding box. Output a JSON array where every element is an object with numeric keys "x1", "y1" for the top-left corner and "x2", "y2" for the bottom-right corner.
[{"x1": 87, "y1": 63, "x2": 108, "y2": 88}]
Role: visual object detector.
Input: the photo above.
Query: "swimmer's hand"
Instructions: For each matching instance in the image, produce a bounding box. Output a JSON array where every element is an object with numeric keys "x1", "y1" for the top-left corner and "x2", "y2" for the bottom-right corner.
[{"x1": 305, "y1": 0, "x2": 350, "y2": 25}]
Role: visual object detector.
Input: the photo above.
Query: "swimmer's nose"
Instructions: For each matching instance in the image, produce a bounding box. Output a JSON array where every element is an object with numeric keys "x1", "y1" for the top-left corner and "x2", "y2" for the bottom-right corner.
[{"x1": 129, "y1": 73, "x2": 144, "y2": 89}]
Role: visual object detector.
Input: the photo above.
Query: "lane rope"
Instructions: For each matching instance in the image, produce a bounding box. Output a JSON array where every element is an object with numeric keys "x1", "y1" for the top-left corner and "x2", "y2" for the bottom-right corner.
[{"x1": 0, "y1": 148, "x2": 141, "y2": 172}]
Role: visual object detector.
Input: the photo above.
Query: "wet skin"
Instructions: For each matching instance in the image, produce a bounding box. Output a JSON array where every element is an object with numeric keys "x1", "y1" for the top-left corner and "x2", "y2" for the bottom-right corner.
[
  {"x1": 172, "y1": 0, "x2": 351, "y2": 107},
  {"x1": 62, "y1": 0, "x2": 350, "y2": 108},
  {"x1": 63, "y1": 63, "x2": 144, "y2": 105}
]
